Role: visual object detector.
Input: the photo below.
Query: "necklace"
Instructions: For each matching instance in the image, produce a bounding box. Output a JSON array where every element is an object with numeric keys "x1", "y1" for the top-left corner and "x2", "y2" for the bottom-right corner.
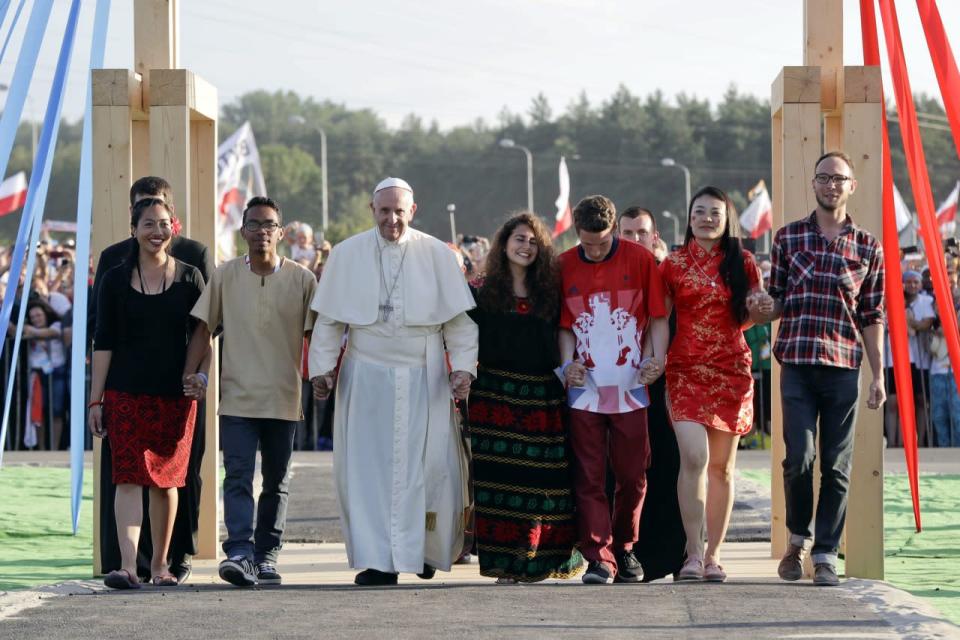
[
  {"x1": 690, "y1": 248, "x2": 719, "y2": 289},
  {"x1": 375, "y1": 236, "x2": 409, "y2": 321},
  {"x1": 137, "y1": 253, "x2": 169, "y2": 295}
]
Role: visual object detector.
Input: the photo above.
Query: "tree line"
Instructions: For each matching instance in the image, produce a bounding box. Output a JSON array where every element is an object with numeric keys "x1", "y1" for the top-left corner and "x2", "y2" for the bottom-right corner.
[{"x1": 3, "y1": 85, "x2": 957, "y2": 247}]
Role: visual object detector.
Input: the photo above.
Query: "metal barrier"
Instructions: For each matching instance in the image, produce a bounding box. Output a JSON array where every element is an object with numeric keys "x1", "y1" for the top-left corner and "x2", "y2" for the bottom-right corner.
[{"x1": 1, "y1": 335, "x2": 87, "y2": 451}]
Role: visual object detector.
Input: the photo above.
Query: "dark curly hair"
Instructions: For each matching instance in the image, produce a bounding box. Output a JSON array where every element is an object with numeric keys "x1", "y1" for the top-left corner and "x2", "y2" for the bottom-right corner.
[
  {"x1": 683, "y1": 185, "x2": 751, "y2": 324},
  {"x1": 477, "y1": 212, "x2": 558, "y2": 321}
]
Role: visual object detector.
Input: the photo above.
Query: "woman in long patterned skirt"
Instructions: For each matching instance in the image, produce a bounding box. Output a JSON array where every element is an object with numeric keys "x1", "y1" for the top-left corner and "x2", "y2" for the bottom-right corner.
[
  {"x1": 468, "y1": 212, "x2": 583, "y2": 584},
  {"x1": 660, "y1": 186, "x2": 764, "y2": 583},
  {"x1": 89, "y1": 197, "x2": 207, "y2": 589}
]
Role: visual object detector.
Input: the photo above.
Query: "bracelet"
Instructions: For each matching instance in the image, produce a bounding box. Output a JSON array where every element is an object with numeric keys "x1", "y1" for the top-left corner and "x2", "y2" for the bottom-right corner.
[
  {"x1": 88, "y1": 401, "x2": 103, "y2": 409},
  {"x1": 196, "y1": 372, "x2": 208, "y2": 386}
]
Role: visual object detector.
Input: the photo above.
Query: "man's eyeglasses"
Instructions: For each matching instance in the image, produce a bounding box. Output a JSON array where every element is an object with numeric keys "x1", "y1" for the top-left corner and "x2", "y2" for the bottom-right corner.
[
  {"x1": 243, "y1": 220, "x2": 281, "y2": 233},
  {"x1": 814, "y1": 174, "x2": 852, "y2": 186}
]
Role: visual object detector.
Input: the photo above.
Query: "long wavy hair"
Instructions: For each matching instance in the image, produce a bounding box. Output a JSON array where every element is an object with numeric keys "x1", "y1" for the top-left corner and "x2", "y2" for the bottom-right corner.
[
  {"x1": 477, "y1": 212, "x2": 558, "y2": 321},
  {"x1": 683, "y1": 186, "x2": 750, "y2": 324}
]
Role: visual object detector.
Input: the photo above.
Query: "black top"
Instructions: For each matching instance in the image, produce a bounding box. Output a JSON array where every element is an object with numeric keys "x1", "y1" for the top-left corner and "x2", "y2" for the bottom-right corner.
[
  {"x1": 468, "y1": 286, "x2": 560, "y2": 375},
  {"x1": 89, "y1": 236, "x2": 212, "y2": 341},
  {"x1": 93, "y1": 259, "x2": 204, "y2": 396}
]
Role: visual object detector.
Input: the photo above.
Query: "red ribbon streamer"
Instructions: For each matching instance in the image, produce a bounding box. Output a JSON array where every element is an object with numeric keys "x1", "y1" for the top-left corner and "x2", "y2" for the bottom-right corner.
[
  {"x1": 860, "y1": 0, "x2": 921, "y2": 532},
  {"x1": 915, "y1": 0, "x2": 960, "y2": 157}
]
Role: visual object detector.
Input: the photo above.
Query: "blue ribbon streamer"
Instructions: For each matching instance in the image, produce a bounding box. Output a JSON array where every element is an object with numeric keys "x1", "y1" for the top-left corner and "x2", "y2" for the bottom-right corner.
[
  {"x1": 0, "y1": 0, "x2": 26, "y2": 65},
  {"x1": 0, "y1": 0, "x2": 80, "y2": 469},
  {"x1": 0, "y1": 0, "x2": 10, "y2": 32},
  {"x1": 69, "y1": 0, "x2": 111, "y2": 534},
  {"x1": 0, "y1": 0, "x2": 54, "y2": 373}
]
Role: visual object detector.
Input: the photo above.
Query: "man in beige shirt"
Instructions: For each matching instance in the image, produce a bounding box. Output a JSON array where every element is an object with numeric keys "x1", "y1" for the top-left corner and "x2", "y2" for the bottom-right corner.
[{"x1": 185, "y1": 196, "x2": 317, "y2": 587}]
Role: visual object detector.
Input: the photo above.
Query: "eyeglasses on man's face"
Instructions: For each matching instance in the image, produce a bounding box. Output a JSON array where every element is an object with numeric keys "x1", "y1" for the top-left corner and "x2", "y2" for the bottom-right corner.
[
  {"x1": 243, "y1": 220, "x2": 281, "y2": 233},
  {"x1": 814, "y1": 174, "x2": 853, "y2": 186}
]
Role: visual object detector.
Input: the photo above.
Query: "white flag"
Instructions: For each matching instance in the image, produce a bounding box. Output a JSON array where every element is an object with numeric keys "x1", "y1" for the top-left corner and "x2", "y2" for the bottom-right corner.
[
  {"x1": 892, "y1": 183, "x2": 913, "y2": 233},
  {"x1": 936, "y1": 180, "x2": 959, "y2": 237},
  {"x1": 739, "y1": 180, "x2": 772, "y2": 239},
  {"x1": 552, "y1": 156, "x2": 572, "y2": 238},
  {"x1": 217, "y1": 122, "x2": 267, "y2": 260}
]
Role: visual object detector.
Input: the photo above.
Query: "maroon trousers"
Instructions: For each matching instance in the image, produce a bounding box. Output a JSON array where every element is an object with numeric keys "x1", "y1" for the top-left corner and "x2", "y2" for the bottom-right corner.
[{"x1": 569, "y1": 408, "x2": 651, "y2": 575}]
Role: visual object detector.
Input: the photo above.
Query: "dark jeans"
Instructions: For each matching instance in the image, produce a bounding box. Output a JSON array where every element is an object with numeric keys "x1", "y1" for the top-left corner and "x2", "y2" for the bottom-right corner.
[
  {"x1": 781, "y1": 364, "x2": 860, "y2": 566},
  {"x1": 220, "y1": 415, "x2": 297, "y2": 564}
]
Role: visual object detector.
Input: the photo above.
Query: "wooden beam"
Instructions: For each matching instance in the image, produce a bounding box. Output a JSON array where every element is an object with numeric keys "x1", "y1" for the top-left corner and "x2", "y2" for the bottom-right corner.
[
  {"x1": 769, "y1": 109, "x2": 787, "y2": 558},
  {"x1": 133, "y1": 0, "x2": 178, "y2": 103},
  {"x1": 149, "y1": 69, "x2": 219, "y2": 121},
  {"x1": 189, "y1": 118, "x2": 220, "y2": 559},
  {"x1": 91, "y1": 98, "x2": 134, "y2": 575},
  {"x1": 842, "y1": 68, "x2": 884, "y2": 579},
  {"x1": 150, "y1": 105, "x2": 192, "y2": 236},
  {"x1": 770, "y1": 78, "x2": 822, "y2": 561},
  {"x1": 804, "y1": 0, "x2": 843, "y2": 112},
  {"x1": 772, "y1": 66, "x2": 821, "y2": 116}
]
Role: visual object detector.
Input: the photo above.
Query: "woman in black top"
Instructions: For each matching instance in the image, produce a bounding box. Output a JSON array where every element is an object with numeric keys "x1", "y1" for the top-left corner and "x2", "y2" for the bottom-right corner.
[
  {"x1": 467, "y1": 212, "x2": 583, "y2": 583},
  {"x1": 89, "y1": 197, "x2": 208, "y2": 589}
]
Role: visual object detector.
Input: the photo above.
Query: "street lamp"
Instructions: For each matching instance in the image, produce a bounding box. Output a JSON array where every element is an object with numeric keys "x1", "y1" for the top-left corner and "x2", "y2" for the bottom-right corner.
[
  {"x1": 661, "y1": 157, "x2": 691, "y2": 215},
  {"x1": 289, "y1": 115, "x2": 328, "y2": 244},
  {"x1": 447, "y1": 203, "x2": 457, "y2": 243},
  {"x1": 0, "y1": 83, "x2": 37, "y2": 164},
  {"x1": 499, "y1": 138, "x2": 534, "y2": 212},
  {"x1": 662, "y1": 210, "x2": 682, "y2": 247}
]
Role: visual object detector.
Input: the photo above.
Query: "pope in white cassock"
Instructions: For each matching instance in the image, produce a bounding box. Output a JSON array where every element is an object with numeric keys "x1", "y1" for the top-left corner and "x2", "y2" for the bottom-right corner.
[{"x1": 308, "y1": 178, "x2": 478, "y2": 586}]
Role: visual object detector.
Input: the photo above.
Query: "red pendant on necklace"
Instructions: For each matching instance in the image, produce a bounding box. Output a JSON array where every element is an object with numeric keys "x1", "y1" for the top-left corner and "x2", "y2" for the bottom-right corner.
[{"x1": 516, "y1": 298, "x2": 531, "y2": 314}]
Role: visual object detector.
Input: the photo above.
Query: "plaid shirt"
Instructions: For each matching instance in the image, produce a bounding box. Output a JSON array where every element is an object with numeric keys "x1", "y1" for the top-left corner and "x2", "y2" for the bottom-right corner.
[{"x1": 769, "y1": 212, "x2": 885, "y2": 369}]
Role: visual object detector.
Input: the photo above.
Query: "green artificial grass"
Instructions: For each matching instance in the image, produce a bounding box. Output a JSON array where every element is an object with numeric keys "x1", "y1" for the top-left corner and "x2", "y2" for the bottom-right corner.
[
  {"x1": 0, "y1": 467, "x2": 94, "y2": 590},
  {"x1": 740, "y1": 468, "x2": 960, "y2": 626},
  {"x1": 1, "y1": 466, "x2": 958, "y2": 627}
]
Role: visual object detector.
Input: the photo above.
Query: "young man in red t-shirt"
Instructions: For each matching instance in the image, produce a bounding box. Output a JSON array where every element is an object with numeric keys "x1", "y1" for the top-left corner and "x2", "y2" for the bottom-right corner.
[{"x1": 558, "y1": 195, "x2": 670, "y2": 584}]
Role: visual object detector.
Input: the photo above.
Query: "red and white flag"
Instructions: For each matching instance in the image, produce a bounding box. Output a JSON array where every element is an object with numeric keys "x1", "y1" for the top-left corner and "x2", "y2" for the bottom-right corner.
[
  {"x1": 936, "y1": 180, "x2": 959, "y2": 237},
  {"x1": 552, "y1": 156, "x2": 572, "y2": 238},
  {"x1": 0, "y1": 172, "x2": 28, "y2": 217},
  {"x1": 892, "y1": 183, "x2": 913, "y2": 233},
  {"x1": 217, "y1": 122, "x2": 267, "y2": 260},
  {"x1": 739, "y1": 179, "x2": 772, "y2": 239}
]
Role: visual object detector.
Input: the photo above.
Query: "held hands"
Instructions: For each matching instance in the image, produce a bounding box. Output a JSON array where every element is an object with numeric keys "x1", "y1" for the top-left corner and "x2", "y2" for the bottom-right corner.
[
  {"x1": 449, "y1": 370, "x2": 474, "y2": 401},
  {"x1": 746, "y1": 291, "x2": 775, "y2": 318},
  {"x1": 312, "y1": 371, "x2": 336, "y2": 400},
  {"x1": 182, "y1": 373, "x2": 207, "y2": 400},
  {"x1": 563, "y1": 361, "x2": 587, "y2": 388},
  {"x1": 638, "y1": 357, "x2": 664, "y2": 385},
  {"x1": 867, "y1": 377, "x2": 886, "y2": 410},
  {"x1": 88, "y1": 405, "x2": 105, "y2": 438}
]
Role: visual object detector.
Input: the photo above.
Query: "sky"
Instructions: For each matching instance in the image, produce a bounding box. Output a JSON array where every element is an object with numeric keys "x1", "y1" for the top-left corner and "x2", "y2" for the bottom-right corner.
[{"x1": 1, "y1": 0, "x2": 959, "y2": 130}]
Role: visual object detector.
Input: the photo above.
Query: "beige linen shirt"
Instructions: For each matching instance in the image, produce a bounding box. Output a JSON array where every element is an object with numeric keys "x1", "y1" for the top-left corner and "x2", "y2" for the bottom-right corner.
[{"x1": 191, "y1": 257, "x2": 317, "y2": 421}]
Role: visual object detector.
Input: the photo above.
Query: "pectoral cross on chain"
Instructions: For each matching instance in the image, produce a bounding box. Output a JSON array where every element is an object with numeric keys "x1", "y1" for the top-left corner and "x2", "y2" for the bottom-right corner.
[{"x1": 379, "y1": 302, "x2": 394, "y2": 322}]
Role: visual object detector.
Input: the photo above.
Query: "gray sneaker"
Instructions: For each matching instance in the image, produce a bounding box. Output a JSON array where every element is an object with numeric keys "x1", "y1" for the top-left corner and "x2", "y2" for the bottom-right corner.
[
  {"x1": 813, "y1": 563, "x2": 840, "y2": 586},
  {"x1": 255, "y1": 562, "x2": 282, "y2": 585},
  {"x1": 219, "y1": 556, "x2": 257, "y2": 587},
  {"x1": 777, "y1": 543, "x2": 805, "y2": 581}
]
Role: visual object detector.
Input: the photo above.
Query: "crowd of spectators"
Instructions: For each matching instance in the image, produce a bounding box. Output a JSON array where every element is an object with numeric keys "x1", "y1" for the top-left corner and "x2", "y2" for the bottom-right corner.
[
  {"x1": 1, "y1": 231, "x2": 80, "y2": 450},
  {"x1": 883, "y1": 248, "x2": 960, "y2": 448}
]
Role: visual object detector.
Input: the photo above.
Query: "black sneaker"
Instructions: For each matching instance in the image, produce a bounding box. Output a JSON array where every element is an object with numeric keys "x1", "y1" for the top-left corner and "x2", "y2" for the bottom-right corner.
[
  {"x1": 255, "y1": 562, "x2": 282, "y2": 585},
  {"x1": 581, "y1": 560, "x2": 612, "y2": 585},
  {"x1": 614, "y1": 550, "x2": 643, "y2": 583},
  {"x1": 219, "y1": 556, "x2": 257, "y2": 587}
]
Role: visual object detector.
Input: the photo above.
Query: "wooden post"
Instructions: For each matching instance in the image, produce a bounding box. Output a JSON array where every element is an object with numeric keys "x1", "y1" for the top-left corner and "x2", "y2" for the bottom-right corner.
[
  {"x1": 842, "y1": 65, "x2": 885, "y2": 579},
  {"x1": 91, "y1": 69, "x2": 141, "y2": 575},
  {"x1": 91, "y1": 1, "x2": 220, "y2": 570},
  {"x1": 804, "y1": 0, "x2": 844, "y2": 149},
  {"x1": 770, "y1": 2, "x2": 885, "y2": 579},
  {"x1": 770, "y1": 66, "x2": 822, "y2": 560}
]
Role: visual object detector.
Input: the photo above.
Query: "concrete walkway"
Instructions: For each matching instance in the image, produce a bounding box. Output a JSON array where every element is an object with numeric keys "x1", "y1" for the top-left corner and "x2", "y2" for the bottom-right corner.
[{"x1": 2, "y1": 450, "x2": 959, "y2": 639}]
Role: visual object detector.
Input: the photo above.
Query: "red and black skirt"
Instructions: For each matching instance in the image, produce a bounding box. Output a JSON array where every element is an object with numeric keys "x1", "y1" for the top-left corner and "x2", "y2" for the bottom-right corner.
[{"x1": 104, "y1": 390, "x2": 196, "y2": 488}]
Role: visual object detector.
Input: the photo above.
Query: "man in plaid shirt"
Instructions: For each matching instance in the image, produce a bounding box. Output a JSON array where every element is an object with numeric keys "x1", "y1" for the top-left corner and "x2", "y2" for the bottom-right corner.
[{"x1": 751, "y1": 151, "x2": 885, "y2": 586}]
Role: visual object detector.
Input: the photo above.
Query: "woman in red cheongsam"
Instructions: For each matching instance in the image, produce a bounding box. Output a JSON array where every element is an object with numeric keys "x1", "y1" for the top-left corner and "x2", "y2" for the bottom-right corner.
[{"x1": 660, "y1": 186, "x2": 765, "y2": 583}]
